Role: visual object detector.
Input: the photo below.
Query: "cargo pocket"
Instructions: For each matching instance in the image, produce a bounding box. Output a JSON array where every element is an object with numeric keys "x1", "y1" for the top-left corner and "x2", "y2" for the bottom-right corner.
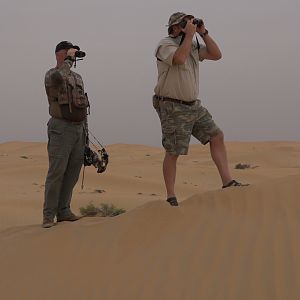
[
  {"x1": 152, "y1": 96, "x2": 161, "y2": 118},
  {"x1": 57, "y1": 80, "x2": 69, "y2": 105},
  {"x1": 72, "y1": 76, "x2": 89, "y2": 109},
  {"x1": 47, "y1": 127, "x2": 66, "y2": 158},
  {"x1": 152, "y1": 96, "x2": 160, "y2": 109},
  {"x1": 47, "y1": 119, "x2": 66, "y2": 146},
  {"x1": 161, "y1": 101, "x2": 174, "y2": 114},
  {"x1": 162, "y1": 124, "x2": 177, "y2": 153}
]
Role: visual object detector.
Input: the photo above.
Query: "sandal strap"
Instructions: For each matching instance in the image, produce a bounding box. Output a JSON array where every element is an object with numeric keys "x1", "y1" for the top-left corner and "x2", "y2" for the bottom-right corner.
[
  {"x1": 167, "y1": 197, "x2": 179, "y2": 206},
  {"x1": 222, "y1": 180, "x2": 249, "y2": 189}
]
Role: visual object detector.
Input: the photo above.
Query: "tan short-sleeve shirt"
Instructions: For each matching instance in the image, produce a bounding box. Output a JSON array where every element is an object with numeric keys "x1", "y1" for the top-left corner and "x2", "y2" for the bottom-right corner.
[{"x1": 154, "y1": 36, "x2": 204, "y2": 102}]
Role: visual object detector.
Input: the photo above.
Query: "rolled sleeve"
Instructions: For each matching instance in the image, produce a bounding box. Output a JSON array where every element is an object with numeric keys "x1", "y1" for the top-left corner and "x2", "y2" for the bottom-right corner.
[{"x1": 156, "y1": 44, "x2": 177, "y2": 66}]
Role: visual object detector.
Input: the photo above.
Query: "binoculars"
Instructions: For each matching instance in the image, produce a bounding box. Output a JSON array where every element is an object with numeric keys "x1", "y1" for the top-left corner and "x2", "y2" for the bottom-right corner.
[
  {"x1": 73, "y1": 45, "x2": 86, "y2": 58},
  {"x1": 179, "y1": 18, "x2": 204, "y2": 29},
  {"x1": 75, "y1": 50, "x2": 86, "y2": 58}
]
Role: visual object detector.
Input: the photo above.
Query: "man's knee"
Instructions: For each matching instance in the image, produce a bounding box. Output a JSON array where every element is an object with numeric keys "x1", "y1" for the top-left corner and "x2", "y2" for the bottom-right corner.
[
  {"x1": 165, "y1": 152, "x2": 179, "y2": 161},
  {"x1": 210, "y1": 131, "x2": 224, "y2": 144}
]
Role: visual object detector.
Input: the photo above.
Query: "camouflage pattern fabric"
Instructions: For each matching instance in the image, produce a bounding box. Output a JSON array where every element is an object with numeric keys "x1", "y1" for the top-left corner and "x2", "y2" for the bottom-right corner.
[
  {"x1": 45, "y1": 58, "x2": 88, "y2": 122},
  {"x1": 167, "y1": 12, "x2": 194, "y2": 27},
  {"x1": 153, "y1": 97, "x2": 222, "y2": 155}
]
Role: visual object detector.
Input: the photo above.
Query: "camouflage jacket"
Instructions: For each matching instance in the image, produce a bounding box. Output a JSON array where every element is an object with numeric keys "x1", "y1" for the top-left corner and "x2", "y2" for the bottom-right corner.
[{"x1": 45, "y1": 57, "x2": 89, "y2": 122}]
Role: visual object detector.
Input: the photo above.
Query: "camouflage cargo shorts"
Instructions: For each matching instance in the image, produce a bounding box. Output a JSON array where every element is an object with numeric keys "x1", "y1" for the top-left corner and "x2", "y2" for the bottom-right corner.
[{"x1": 153, "y1": 97, "x2": 222, "y2": 155}]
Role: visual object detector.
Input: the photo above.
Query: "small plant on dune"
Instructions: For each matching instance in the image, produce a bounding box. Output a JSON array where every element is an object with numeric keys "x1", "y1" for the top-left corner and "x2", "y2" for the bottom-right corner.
[
  {"x1": 235, "y1": 163, "x2": 251, "y2": 170},
  {"x1": 80, "y1": 202, "x2": 99, "y2": 216},
  {"x1": 99, "y1": 203, "x2": 126, "y2": 217},
  {"x1": 80, "y1": 202, "x2": 126, "y2": 217}
]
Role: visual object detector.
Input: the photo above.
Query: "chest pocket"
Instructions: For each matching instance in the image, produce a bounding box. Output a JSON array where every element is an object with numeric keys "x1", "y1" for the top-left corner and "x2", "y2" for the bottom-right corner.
[
  {"x1": 57, "y1": 80, "x2": 69, "y2": 105},
  {"x1": 71, "y1": 75, "x2": 89, "y2": 109},
  {"x1": 57, "y1": 74, "x2": 89, "y2": 109}
]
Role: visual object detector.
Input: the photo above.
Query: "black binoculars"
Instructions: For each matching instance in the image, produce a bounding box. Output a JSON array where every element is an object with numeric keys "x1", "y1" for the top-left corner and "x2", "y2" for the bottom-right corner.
[
  {"x1": 179, "y1": 18, "x2": 204, "y2": 29},
  {"x1": 72, "y1": 45, "x2": 86, "y2": 58},
  {"x1": 75, "y1": 50, "x2": 86, "y2": 58}
]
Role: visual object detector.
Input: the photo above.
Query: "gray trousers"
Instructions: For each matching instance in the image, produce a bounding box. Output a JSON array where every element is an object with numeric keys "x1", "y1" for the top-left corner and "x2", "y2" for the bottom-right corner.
[{"x1": 43, "y1": 117, "x2": 85, "y2": 219}]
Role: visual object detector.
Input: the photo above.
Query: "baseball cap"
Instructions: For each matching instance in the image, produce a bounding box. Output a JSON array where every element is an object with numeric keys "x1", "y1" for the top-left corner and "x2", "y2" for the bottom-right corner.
[
  {"x1": 167, "y1": 12, "x2": 194, "y2": 27},
  {"x1": 55, "y1": 41, "x2": 80, "y2": 53}
]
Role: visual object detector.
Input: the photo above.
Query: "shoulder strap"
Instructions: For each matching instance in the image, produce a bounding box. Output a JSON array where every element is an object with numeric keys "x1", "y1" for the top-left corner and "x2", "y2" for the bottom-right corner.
[{"x1": 196, "y1": 36, "x2": 200, "y2": 51}]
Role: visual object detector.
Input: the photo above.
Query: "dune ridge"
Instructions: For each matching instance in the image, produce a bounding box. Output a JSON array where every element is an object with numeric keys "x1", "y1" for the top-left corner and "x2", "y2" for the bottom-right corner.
[
  {"x1": 1, "y1": 173, "x2": 300, "y2": 299},
  {"x1": 1, "y1": 141, "x2": 300, "y2": 230}
]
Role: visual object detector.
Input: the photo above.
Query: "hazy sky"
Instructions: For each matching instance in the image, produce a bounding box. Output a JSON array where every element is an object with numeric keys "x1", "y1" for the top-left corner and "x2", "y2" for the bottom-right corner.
[{"x1": 1, "y1": 0, "x2": 299, "y2": 146}]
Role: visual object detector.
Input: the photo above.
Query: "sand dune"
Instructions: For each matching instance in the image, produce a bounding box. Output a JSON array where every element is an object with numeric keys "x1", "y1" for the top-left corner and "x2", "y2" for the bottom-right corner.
[
  {"x1": 1, "y1": 141, "x2": 300, "y2": 299},
  {"x1": 1, "y1": 141, "x2": 300, "y2": 231},
  {"x1": 0, "y1": 174, "x2": 300, "y2": 299}
]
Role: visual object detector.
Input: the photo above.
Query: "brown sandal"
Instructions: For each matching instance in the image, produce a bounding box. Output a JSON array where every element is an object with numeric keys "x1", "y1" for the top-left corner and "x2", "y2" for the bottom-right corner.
[
  {"x1": 167, "y1": 197, "x2": 179, "y2": 206},
  {"x1": 222, "y1": 180, "x2": 249, "y2": 189}
]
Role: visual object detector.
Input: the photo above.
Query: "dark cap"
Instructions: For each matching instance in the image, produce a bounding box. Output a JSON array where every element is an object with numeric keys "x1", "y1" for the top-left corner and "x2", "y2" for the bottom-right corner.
[{"x1": 55, "y1": 41, "x2": 80, "y2": 53}]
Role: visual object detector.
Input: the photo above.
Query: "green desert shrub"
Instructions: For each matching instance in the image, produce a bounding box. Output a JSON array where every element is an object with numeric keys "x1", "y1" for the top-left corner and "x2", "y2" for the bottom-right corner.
[
  {"x1": 80, "y1": 202, "x2": 125, "y2": 217},
  {"x1": 99, "y1": 203, "x2": 126, "y2": 217},
  {"x1": 80, "y1": 202, "x2": 99, "y2": 216}
]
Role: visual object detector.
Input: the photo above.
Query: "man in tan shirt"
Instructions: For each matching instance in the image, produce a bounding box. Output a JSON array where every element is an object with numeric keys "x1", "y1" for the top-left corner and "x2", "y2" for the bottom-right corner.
[{"x1": 153, "y1": 12, "x2": 248, "y2": 206}]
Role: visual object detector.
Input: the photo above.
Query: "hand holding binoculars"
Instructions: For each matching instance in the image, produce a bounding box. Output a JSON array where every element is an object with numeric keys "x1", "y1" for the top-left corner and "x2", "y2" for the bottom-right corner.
[
  {"x1": 67, "y1": 46, "x2": 86, "y2": 58},
  {"x1": 179, "y1": 18, "x2": 204, "y2": 29}
]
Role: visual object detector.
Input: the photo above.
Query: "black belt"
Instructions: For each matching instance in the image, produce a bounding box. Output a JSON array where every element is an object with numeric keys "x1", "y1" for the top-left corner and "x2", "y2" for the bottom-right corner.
[
  {"x1": 52, "y1": 117, "x2": 84, "y2": 125},
  {"x1": 154, "y1": 95, "x2": 196, "y2": 106}
]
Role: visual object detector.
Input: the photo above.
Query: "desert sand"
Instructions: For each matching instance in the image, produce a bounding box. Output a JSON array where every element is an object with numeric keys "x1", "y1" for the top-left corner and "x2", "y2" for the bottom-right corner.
[{"x1": 0, "y1": 141, "x2": 300, "y2": 299}]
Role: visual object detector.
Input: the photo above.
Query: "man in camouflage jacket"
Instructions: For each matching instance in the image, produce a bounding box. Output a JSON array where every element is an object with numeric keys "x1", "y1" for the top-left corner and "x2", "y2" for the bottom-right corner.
[{"x1": 43, "y1": 41, "x2": 88, "y2": 228}]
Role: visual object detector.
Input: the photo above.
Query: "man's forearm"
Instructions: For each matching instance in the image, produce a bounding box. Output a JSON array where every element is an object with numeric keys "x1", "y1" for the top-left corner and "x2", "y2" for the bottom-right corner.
[
  {"x1": 58, "y1": 57, "x2": 74, "y2": 73},
  {"x1": 173, "y1": 34, "x2": 194, "y2": 65},
  {"x1": 202, "y1": 34, "x2": 222, "y2": 60},
  {"x1": 51, "y1": 58, "x2": 74, "y2": 85}
]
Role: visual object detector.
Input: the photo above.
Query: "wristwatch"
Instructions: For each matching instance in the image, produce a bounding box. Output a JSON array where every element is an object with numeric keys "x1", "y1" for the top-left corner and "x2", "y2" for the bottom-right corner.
[{"x1": 200, "y1": 29, "x2": 209, "y2": 38}]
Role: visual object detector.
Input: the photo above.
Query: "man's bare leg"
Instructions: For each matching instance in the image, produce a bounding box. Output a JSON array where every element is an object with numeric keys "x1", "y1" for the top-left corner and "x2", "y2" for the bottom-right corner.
[
  {"x1": 209, "y1": 133, "x2": 232, "y2": 186},
  {"x1": 163, "y1": 152, "x2": 179, "y2": 199}
]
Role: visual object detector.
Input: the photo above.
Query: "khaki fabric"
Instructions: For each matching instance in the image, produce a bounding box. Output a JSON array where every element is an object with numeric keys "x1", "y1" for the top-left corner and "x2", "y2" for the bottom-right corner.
[{"x1": 154, "y1": 36, "x2": 205, "y2": 102}]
